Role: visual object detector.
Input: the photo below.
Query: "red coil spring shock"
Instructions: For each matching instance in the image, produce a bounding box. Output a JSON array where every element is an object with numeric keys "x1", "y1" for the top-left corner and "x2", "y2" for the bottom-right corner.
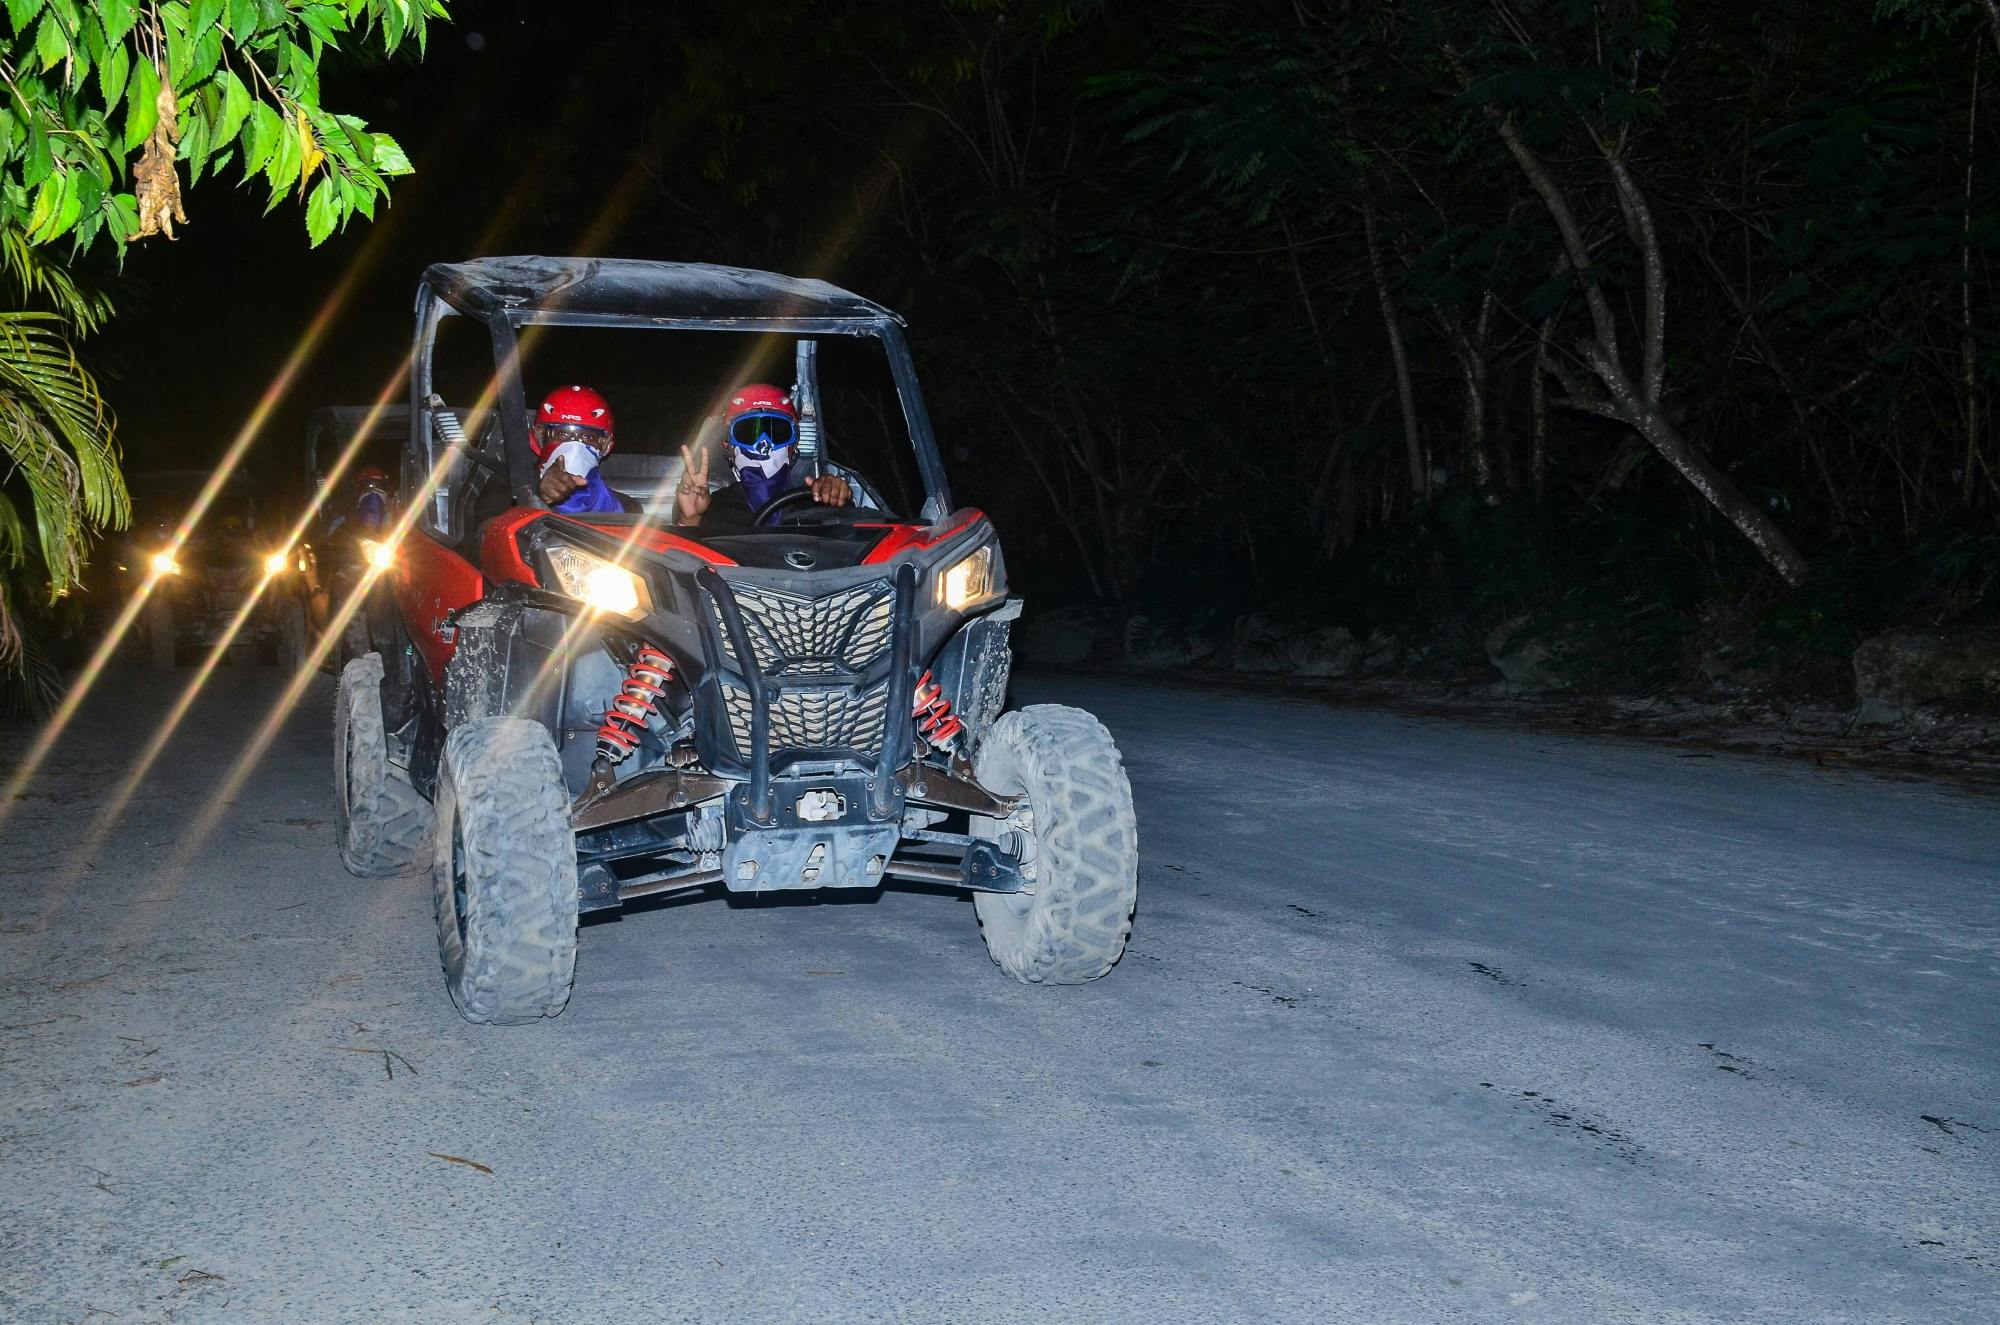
[
  {"x1": 913, "y1": 669, "x2": 964, "y2": 753},
  {"x1": 596, "y1": 645, "x2": 674, "y2": 764}
]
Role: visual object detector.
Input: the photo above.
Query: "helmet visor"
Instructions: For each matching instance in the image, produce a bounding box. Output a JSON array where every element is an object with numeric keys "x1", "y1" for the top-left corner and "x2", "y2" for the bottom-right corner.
[
  {"x1": 536, "y1": 421, "x2": 609, "y2": 450},
  {"x1": 728, "y1": 412, "x2": 796, "y2": 454}
]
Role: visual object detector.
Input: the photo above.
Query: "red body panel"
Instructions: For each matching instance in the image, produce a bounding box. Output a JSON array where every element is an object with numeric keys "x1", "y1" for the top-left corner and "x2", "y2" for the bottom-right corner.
[
  {"x1": 568, "y1": 519, "x2": 738, "y2": 566},
  {"x1": 861, "y1": 508, "x2": 986, "y2": 564},
  {"x1": 479, "y1": 508, "x2": 544, "y2": 586},
  {"x1": 396, "y1": 536, "x2": 484, "y2": 683},
  {"x1": 480, "y1": 508, "x2": 738, "y2": 577}
]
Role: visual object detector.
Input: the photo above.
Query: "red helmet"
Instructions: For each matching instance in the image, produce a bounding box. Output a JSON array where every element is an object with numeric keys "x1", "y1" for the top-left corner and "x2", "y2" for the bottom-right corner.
[
  {"x1": 532, "y1": 384, "x2": 616, "y2": 462},
  {"x1": 354, "y1": 465, "x2": 390, "y2": 488},
  {"x1": 723, "y1": 383, "x2": 798, "y2": 479}
]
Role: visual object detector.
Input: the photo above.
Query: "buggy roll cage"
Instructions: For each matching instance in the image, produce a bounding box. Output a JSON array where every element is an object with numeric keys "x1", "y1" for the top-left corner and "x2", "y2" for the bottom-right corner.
[{"x1": 408, "y1": 257, "x2": 954, "y2": 533}]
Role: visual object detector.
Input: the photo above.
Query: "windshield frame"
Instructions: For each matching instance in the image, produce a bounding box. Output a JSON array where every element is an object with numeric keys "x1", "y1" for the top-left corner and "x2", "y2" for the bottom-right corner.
[{"x1": 410, "y1": 280, "x2": 952, "y2": 542}]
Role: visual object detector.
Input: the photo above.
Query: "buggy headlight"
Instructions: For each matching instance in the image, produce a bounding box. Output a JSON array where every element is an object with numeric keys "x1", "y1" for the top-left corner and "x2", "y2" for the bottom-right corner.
[
  {"x1": 546, "y1": 544, "x2": 651, "y2": 620},
  {"x1": 263, "y1": 550, "x2": 290, "y2": 576},
  {"x1": 937, "y1": 544, "x2": 1001, "y2": 611},
  {"x1": 150, "y1": 550, "x2": 181, "y2": 576},
  {"x1": 359, "y1": 538, "x2": 397, "y2": 571}
]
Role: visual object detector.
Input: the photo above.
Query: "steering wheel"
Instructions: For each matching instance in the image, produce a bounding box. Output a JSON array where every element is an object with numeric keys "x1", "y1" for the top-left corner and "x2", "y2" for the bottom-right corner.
[{"x1": 751, "y1": 486, "x2": 836, "y2": 526}]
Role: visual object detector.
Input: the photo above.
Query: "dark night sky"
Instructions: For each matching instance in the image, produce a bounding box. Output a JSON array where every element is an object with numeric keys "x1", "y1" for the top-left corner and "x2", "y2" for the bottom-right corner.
[{"x1": 96, "y1": 3, "x2": 663, "y2": 488}]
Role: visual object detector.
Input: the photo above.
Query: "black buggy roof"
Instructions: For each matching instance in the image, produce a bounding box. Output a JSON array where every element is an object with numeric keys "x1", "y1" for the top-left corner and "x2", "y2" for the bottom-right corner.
[{"x1": 420, "y1": 256, "x2": 903, "y2": 327}]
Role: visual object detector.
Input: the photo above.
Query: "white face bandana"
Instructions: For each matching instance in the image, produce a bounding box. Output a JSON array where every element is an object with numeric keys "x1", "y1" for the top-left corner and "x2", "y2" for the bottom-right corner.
[{"x1": 539, "y1": 438, "x2": 602, "y2": 479}]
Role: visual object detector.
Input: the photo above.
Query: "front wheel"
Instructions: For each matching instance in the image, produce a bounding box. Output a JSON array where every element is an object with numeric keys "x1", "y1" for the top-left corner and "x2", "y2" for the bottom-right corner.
[
  {"x1": 970, "y1": 705, "x2": 1139, "y2": 984},
  {"x1": 432, "y1": 717, "x2": 579, "y2": 1025},
  {"x1": 333, "y1": 653, "x2": 431, "y2": 876}
]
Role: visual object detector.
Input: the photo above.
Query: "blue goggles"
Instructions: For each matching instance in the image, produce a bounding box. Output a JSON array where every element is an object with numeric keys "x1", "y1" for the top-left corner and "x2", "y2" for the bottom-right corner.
[{"x1": 728, "y1": 411, "x2": 796, "y2": 454}]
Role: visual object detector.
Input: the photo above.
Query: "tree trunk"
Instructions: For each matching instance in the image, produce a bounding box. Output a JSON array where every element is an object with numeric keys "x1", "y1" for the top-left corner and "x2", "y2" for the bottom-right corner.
[
  {"x1": 1363, "y1": 200, "x2": 1426, "y2": 500},
  {"x1": 1531, "y1": 326, "x2": 1550, "y2": 502},
  {"x1": 1963, "y1": 53, "x2": 1983, "y2": 510},
  {"x1": 1488, "y1": 106, "x2": 1809, "y2": 585},
  {"x1": 1588, "y1": 347, "x2": 1811, "y2": 586}
]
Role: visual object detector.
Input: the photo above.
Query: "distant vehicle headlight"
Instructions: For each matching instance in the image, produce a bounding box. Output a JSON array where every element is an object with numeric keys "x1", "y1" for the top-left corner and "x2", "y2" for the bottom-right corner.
[
  {"x1": 359, "y1": 538, "x2": 397, "y2": 572},
  {"x1": 937, "y1": 544, "x2": 1001, "y2": 612},
  {"x1": 545, "y1": 544, "x2": 650, "y2": 620},
  {"x1": 150, "y1": 551, "x2": 181, "y2": 576},
  {"x1": 263, "y1": 550, "x2": 290, "y2": 576}
]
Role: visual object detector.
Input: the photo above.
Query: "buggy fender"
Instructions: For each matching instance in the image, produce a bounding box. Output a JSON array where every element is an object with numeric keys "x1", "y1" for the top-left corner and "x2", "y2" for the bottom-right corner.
[{"x1": 395, "y1": 535, "x2": 483, "y2": 684}]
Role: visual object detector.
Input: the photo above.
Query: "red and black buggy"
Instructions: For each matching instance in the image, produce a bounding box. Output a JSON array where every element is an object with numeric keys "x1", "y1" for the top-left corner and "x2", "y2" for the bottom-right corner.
[{"x1": 331, "y1": 257, "x2": 1139, "y2": 1024}]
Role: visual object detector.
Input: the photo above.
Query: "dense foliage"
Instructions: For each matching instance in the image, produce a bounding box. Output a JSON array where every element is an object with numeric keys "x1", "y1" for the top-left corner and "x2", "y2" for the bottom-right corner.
[
  {"x1": 536, "y1": 0, "x2": 1989, "y2": 692},
  {"x1": 0, "y1": 0, "x2": 440, "y2": 693}
]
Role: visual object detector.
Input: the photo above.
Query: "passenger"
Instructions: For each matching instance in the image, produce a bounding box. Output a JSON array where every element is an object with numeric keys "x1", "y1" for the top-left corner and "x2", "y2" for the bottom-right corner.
[
  {"x1": 350, "y1": 466, "x2": 392, "y2": 532},
  {"x1": 532, "y1": 385, "x2": 637, "y2": 514},
  {"x1": 675, "y1": 383, "x2": 851, "y2": 529}
]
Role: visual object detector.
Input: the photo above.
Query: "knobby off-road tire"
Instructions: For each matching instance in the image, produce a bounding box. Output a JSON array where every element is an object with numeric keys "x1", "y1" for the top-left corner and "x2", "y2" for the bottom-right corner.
[
  {"x1": 432, "y1": 717, "x2": 578, "y2": 1025},
  {"x1": 971, "y1": 704, "x2": 1139, "y2": 984},
  {"x1": 333, "y1": 653, "x2": 431, "y2": 877}
]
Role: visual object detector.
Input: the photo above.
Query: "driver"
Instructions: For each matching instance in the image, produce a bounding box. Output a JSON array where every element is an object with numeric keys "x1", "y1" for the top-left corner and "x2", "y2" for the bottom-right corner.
[
  {"x1": 322, "y1": 466, "x2": 392, "y2": 539},
  {"x1": 675, "y1": 384, "x2": 851, "y2": 529},
  {"x1": 532, "y1": 385, "x2": 638, "y2": 514}
]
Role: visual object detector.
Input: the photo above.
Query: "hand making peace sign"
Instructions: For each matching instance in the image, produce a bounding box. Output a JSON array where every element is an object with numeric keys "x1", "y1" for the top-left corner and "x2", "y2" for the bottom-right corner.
[{"x1": 676, "y1": 444, "x2": 713, "y2": 522}]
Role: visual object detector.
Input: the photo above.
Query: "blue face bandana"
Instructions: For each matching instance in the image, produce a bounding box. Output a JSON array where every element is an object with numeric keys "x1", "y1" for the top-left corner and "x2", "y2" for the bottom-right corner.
[
  {"x1": 552, "y1": 468, "x2": 626, "y2": 515},
  {"x1": 739, "y1": 459, "x2": 795, "y2": 524}
]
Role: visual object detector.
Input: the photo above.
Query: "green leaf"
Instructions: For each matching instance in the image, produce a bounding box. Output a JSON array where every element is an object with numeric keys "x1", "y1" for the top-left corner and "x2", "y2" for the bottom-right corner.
[
  {"x1": 71, "y1": 160, "x2": 104, "y2": 219},
  {"x1": 49, "y1": 171, "x2": 82, "y2": 240},
  {"x1": 33, "y1": 11, "x2": 68, "y2": 74},
  {"x1": 187, "y1": 0, "x2": 224, "y2": 46},
  {"x1": 179, "y1": 109, "x2": 210, "y2": 183},
  {"x1": 226, "y1": 0, "x2": 258, "y2": 38},
  {"x1": 122, "y1": 56, "x2": 159, "y2": 152},
  {"x1": 241, "y1": 99, "x2": 281, "y2": 175},
  {"x1": 164, "y1": 9, "x2": 191, "y2": 87},
  {"x1": 78, "y1": 11, "x2": 105, "y2": 64},
  {"x1": 97, "y1": 39, "x2": 130, "y2": 111},
  {"x1": 304, "y1": 172, "x2": 336, "y2": 245},
  {"x1": 100, "y1": 0, "x2": 136, "y2": 44},
  {"x1": 107, "y1": 189, "x2": 138, "y2": 237},
  {"x1": 24, "y1": 174, "x2": 61, "y2": 241},
  {"x1": 369, "y1": 131, "x2": 411, "y2": 175},
  {"x1": 4, "y1": 0, "x2": 49, "y2": 35},
  {"x1": 24, "y1": 121, "x2": 52, "y2": 188},
  {"x1": 296, "y1": 4, "x2": 341, "y2": 48},
  {"x1": 263, "y1": 107, "x2": 301, "y2": 200},
  {"x1": 214, "y1": 69, "x2": 251, "y2": 146},
  {"x1": 187, "y1": 23, "x2": 224, "y2": 88}
]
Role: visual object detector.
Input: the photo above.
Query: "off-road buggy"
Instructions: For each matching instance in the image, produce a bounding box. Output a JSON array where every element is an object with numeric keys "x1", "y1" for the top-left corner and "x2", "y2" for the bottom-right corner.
[
  {"x1": 116, "y1": 469, "x2": 308, "y2": 671},
  {"x1": 332, "y1": 257, "x2": 1139, "y2": 1024},
  {"x1": 301, "y1": 405, "x2": 408, "y2": 670}
]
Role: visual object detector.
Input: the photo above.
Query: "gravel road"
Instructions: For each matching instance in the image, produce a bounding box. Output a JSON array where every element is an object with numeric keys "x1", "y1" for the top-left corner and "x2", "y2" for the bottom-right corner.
[{"x1": 3, "y1": 666, "x2": 1995, "y2": 1324}]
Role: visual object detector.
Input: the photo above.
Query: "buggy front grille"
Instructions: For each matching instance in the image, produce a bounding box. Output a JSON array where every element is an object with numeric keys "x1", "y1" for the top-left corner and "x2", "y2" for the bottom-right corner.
[
  {"x1": 721, "y1": 679, "x2": 893, "y2": 758},
  {"x1": 708, "y1": 580, "x2": 894, "y2": 677}
]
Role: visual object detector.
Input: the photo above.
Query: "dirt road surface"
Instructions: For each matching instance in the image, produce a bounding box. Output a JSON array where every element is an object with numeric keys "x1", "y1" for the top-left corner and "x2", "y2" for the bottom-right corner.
[{"x1": 3, "y1": 667, "x2": 1995, "y2": 1323}]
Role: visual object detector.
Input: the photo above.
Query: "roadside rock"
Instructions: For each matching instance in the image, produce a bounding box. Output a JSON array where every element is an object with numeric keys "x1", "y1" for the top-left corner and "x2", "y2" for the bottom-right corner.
[
  {"x1": 1485, "y1": 614, "x2": 1588, "y2": 691},
  {"x1": 1852, "y1": 632, "x2": 2000, "y2": 723},
  {"x1": 1356, "y1": 631, "x2": 1403, "y2": 675},
  {"x1": 1019, "y1": 606, "x2": 1107, "y2": 666},
  {"x1": 1288, "y1": 627, "x2": 1362, "y2": 677},
  {"x1": 1231, "y1": 613, "x2": 1289, "y2": 673},
  {"x1": 1230, "y1": 615, "x2": 1366, "y2": 676},
  {"x1": 1124, "y1": 615, "x2": 1217, "y2": 669}
]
